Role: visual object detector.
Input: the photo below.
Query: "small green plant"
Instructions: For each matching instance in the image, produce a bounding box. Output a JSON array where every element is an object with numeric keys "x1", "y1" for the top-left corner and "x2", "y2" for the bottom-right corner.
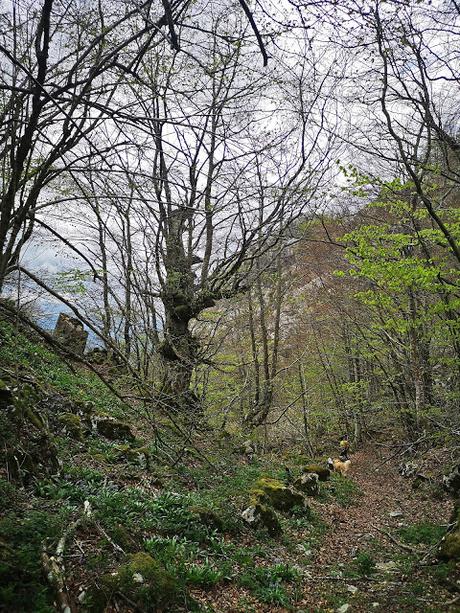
[
  {"x1": 35, "y1": 466, "x2": 116, "y2": 503},
  {"x1": 145, "y1": 535, "x2": 197, "y2": 569},
  {"x1": 238, "y1": 563, "x2": 301, "y2": 606},
  {"x1": 432, "y1": 561, "x2": 454, "y2": 582},
  {"x1": 210, "y1": 540, "x2": 268, "y2": 565},
  {"x1": 185, "y1": 561, "x2": 225, "y2": 587},
  {"x1": 410, "y1": 580, "x2": 425, "y2": 596},
  {"x1": 353, "y1": 550, "x2": 376, "y2": 577},
  {"x1": 255, "y1": 584, "x2": 290, "y2": 606},
  {"x1": 398, "y1": 522, "x2": 445, "y2": 546},
  {"x1": 145, "y1": 535, "x2": 233, "y2": 593}
]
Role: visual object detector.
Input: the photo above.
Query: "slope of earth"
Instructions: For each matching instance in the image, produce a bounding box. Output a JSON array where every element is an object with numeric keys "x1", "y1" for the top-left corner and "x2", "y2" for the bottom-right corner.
[{"x1": 0, "y1": 315, "x2": 459, "y2": 612}]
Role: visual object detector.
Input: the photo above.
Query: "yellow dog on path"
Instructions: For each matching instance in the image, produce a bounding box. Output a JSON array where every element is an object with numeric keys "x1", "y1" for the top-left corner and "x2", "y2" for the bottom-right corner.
[{"x1": 327, "y1": 457, "x2": 351, "y2": 476}]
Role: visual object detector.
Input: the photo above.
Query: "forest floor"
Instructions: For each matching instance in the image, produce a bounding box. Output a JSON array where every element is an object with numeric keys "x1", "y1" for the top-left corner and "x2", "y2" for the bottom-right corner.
[
  {"x1": 300, "y1": 448, "x2": 456, "y2": 612},
  {"x1": 191, "y1": 448, "x2": 458, "y2": 613},
  {"x1": 1, "y1": 317, "x2": 459, "y2": 613}
]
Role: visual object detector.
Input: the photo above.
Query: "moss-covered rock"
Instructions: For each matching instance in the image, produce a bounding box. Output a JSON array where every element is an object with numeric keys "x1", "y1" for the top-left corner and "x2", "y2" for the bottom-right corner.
[
  {"x1": 241, "y1": 503, "x2": 282, "y2": 536},
  {"x1": 189, "y1": 506, "x2": 224, "y2": 532},
  {"x1": 252, "y1": 477, "x2": 305, "y2": 512},
  {"x1": 294, "y1": 472, "x2": 320, "y2": 496},
  {"x1": 58, "y1": 412, "x2": 84, "y2": 440},
  {"x1": 88, "y1": 552, "x2": 180, "y2": 611},
  {"x1": 95, "y1": 417, "x2": 134, "y2": 441},
  {"x1": 439, "y1": 530, "x2": 460, "y2": 560},
  {"x1": 302, "y1": 464, "x2": 331, "y2": 481},
  {"x1": 439, "y1": 505, "x2": 460, "y2": 561},
  {"x1": 110, "y1": 443, "x2": 151, "y2": 469}
]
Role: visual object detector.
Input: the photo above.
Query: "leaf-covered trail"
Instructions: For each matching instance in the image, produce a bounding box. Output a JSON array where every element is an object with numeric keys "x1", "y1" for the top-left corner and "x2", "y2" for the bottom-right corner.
[
  {"x1": 316, "y1": 448, "x2": 449, "y2": 565},
  {"x1": 300, "y1": 447, "x2": 455, "y2": 612}
]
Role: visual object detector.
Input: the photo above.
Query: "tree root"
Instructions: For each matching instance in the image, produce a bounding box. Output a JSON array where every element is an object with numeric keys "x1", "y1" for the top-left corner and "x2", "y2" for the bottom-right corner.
[{"x1": 371, "y1": 524, "x2": 416, "y2": 553}]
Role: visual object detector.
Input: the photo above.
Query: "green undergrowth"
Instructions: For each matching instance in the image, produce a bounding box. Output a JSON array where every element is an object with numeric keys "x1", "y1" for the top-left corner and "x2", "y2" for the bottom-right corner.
[
  {"x1": 351, "y1": 550, "x2": 377, "y2": 577},
  {"x1": 0, "y1": 316, "x2": 369, "y2": 611},
  {"x1": 238, "y1": 563, "x2": 302, "y2": 606},
  {"x1": 0, "y1": 319, "x2": 127, "y2": 417},
  {"x1": 0, "y1": 478, "x2": 71, "y2": 612},
  {"x1": 331, "y1": 522, "x2": 454, "y2": 613},
  {"x1": 398, "y1": 522, "x2": 446, "y2": 546},
  {"x1": 318, "y1": 472, "x2": 363, "y2": 507},
  {"x1": 1, "y1": 449, "x2": 337, "y2": 611}
]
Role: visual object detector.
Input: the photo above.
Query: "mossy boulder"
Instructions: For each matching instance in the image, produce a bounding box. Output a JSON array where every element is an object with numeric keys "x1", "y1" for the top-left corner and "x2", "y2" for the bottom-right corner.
[
  {"x1": 439, "y1": 530, "x2": 460, "y2": 560},
  {"x1": 189, "y1": 506, "x2": 224, "y2": 532},
  {"x1": 252, "y1": 477, "x2": 305, "y2": 512},
  {"x1": 58, "y1": 412, "x2": 85, "y2": 440},
  {"x1": 302, "y1": 464, "x2": 331, "y2": 481},
  {"x1": 294, "y1": 472, "x2": 320, "y2": 496},
  {"x1": 112, "y1": 444, "x2": 151, "y2": 469},
  {"x1": 443, "y1": 464, "x2": 460, "y2": 497},
  {"x1": 439, "y1": 505, "x2": 460, "y2": 561},
  {"x1": 241, "y1": 503, "x2": 282, "y2": 536},
  {"x1": 89, "y1": 552, "x2": 180, "y2": 611},
  {"x1": 95, "y1": 417, "x2": 134, "y2": 441}
]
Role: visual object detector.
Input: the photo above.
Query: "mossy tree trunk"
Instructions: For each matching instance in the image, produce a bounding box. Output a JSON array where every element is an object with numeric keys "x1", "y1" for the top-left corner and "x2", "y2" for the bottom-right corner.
[{"x1": 158, "y1": 209, "x2": 215, "y2": 411}]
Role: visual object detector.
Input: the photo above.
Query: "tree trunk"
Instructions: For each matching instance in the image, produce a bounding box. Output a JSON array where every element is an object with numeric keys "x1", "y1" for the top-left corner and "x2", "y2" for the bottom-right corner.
[
  {"x1": 158, "y1": 307, "x2": 197, "y2": 406},
  {"x1": 298, "y1": 363, "x2": 315, "y2": 456},
  {"x1": 409, "y1": 291, "x2": 424, "y2": 433},
  {"x1": 158, "y1": 209, "x2": 215, "y2": 412}
]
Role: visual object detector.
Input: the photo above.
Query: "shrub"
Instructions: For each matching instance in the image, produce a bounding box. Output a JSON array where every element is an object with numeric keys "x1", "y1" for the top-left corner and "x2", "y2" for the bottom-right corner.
[{"x1": 353, "y1": 550, "x2": 376, "y2": 577}]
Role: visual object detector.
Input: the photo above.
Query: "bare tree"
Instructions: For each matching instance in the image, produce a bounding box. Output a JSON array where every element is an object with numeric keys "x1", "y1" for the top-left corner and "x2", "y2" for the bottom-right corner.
[
  {"x1": 0, "y1": 0, "x2": 197, "y2": 291},
  {"x1": 308, "y1": 0, "x2": 460, "y2": 263},
  {"x1": 0, "y1": 0, "x2": 272, "y2": 294},
  {"x1": 116, "y1": 23, "x2": 335, "y2": 409}
]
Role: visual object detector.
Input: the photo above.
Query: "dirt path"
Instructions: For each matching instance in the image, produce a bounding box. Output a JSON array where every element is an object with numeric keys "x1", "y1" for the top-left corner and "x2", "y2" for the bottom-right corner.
[
  {"x1": 317, "y1": 448, "x2": 450, "y2": 565},
  {"x1": 300, "y1": 448, "x2": 455, "y2": 612}
]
